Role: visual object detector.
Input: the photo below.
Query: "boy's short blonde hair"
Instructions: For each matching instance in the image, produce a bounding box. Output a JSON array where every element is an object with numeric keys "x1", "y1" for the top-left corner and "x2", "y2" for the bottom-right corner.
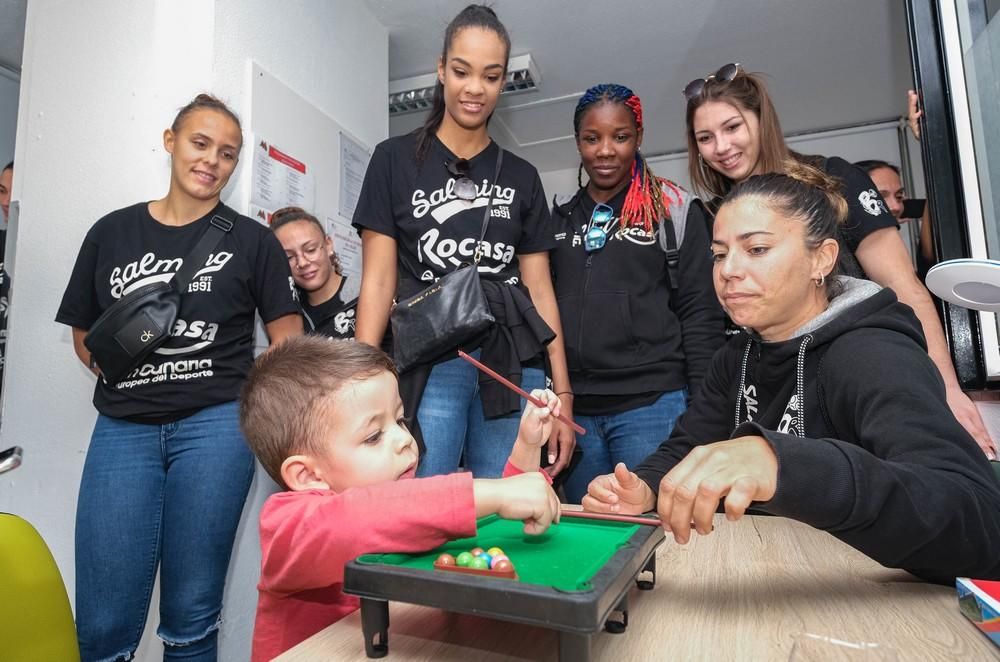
[{"x1": 239, "y1": 336, "x2": 397, "y2": 488}]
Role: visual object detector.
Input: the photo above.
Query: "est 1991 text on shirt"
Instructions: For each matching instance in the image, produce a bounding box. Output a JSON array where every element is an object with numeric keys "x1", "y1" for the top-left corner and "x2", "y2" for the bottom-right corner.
[{"x1": 57, "y1": 202, "x2": 300, "y2": 423}]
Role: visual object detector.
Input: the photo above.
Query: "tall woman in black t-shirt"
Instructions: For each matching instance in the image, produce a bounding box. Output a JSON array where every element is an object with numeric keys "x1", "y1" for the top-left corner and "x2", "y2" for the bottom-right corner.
[
  {"x1": 353, "y1": 4, "x2": 574, "y2": 479},
  {"x1": 272, "y1": 206, "x2": 358, "y2": 339},
  {"x1": 682, "y1": 64, "x2": 995, "y2": 459},
  {"x1": 56, "y1": 94, "x2": 302, "y2": 661},
  {"x1": 550, "y1": 84, "x2": 724, "y2": 503}
]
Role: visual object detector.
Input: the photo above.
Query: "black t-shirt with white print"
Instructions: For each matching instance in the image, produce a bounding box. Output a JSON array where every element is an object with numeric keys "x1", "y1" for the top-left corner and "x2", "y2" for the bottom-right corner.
[
  {"x1": 301, "y1": 276, "x2": 358, "y2": 339},
  {"x1": 352, "y1": 133, "x2": 556, "y2": 301},
  {"x1": 56, "y1": 202, "x2": 300, "y2": 423}
]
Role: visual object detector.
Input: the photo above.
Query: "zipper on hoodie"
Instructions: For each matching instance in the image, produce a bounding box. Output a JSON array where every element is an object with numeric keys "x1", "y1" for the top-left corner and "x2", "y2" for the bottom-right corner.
[{"x1": 577, "y1": 252, "x2": 595, "y2": 371}]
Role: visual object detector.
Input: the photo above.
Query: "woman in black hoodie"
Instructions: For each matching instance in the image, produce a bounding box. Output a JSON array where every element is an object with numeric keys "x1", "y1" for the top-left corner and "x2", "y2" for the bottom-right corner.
[
  {"x1": 550, "y1": 84, "x2": 724, "y2": 502},
  {"x1": 583, "y1": 160, "x2": 1000, "y2": 581}
]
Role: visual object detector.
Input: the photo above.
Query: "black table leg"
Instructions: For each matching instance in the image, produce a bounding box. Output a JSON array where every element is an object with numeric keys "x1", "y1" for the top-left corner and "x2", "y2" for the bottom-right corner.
[
  {"x1": 605, "y1": 593, "x2": 629, "y2": 634},
  {"x1": 359, "y1": 598, "x2": 390, "y2": 658},
  {"x1": 636, "y1": 552, "x2": 656, "y2": 590},
  {"x1": 559, "y1": 631, "x2": 591, "y2": 662}
]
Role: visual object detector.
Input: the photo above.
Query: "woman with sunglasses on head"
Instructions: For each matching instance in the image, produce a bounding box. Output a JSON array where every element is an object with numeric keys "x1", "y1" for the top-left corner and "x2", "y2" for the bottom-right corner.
[
  {"x1": 550, "y1": 84, "x2": 724, "y2": 503},
  {"x1": 56, "y1": 94, "x2": 302, "y2": 661},
  {"x1": 352, "y1": 4, "x2": 573, "y2": 478},
  {"x1": 683, "y1": 63, "x2": 996, "y2": 460},
  {"x1": 584, "y1": 162, "x2": 1000, "y2": 582},
  {"x1": 272, "y1": 206, "x2": 359, "y2": 339}
]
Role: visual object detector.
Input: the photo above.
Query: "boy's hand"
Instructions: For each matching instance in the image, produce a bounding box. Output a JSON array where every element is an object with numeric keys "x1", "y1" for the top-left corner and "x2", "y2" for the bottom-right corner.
[
  {"x1": 582, "y1": 462, "x2": 655, "y2": 514},
  {"x1": 518, "y1": 389, "x2": 560, "y2": 448},
  {"x1": 509, "y1": 389, "x2": 561, "y2": 472},
  {"x1": 474, "y1": 472, "x2": 561, "y2": 535}
]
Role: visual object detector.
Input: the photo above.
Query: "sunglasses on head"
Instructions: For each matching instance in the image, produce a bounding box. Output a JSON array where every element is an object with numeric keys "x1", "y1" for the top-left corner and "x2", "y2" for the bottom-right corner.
[
  {"x1": 683, "y1": 63, "x2": 742, "y2": 101},
  {"x1": 446, "y1": 158, "x2": 478, "y2": 201},
  {"x1": 584, "y1": 203, "x2": 617, "y2": 252}
]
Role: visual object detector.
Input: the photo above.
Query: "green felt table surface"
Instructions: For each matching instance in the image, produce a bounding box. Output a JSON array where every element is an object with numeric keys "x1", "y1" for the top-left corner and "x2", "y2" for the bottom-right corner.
[{"x1": 355, "y1": 514, "x2": 640, "y2": 592}]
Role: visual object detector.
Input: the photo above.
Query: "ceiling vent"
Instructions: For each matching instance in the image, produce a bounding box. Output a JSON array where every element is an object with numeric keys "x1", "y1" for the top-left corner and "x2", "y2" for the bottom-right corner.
[{"x1": 388, "y1": 53, "x2": 540, "y2": 116}]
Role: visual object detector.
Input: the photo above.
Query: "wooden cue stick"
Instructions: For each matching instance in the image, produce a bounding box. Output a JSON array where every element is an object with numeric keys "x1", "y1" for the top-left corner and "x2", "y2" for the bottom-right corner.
[{"x1": 457, "y1": 350, "x2": 586, "y2": 436}]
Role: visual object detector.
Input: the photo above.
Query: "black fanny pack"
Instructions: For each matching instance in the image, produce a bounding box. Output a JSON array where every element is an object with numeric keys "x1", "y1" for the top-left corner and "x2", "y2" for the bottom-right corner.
[{"x1": 84, "y1": 213, "x2": 234, "y2": 384}]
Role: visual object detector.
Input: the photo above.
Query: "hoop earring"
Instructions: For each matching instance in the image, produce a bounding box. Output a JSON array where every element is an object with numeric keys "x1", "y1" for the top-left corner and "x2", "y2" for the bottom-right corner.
[{"x1": 814, "y1": 273, "x2": 825, "y2": 288}]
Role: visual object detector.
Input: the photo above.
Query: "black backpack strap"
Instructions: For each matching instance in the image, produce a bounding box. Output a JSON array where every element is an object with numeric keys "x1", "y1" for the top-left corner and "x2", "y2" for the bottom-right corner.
[{"x1": 170, "y1": 209, "x2": 235, "y2": 293}]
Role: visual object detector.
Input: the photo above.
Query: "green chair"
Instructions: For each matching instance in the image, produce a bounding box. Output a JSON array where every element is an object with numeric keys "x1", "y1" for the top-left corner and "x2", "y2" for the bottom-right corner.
[{"x1": 0, "y1": 512, "x2": 79, "y2": 662}]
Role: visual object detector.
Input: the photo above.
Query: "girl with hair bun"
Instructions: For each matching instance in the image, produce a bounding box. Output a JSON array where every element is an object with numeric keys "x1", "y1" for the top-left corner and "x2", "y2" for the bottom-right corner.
[
  {"x1": 57, "y1": 93, "x2": 302, "y2": 661},
  {"x1": 550, "y1": 83, "x2": 724, "y2": 503},
  {"x1": 682, "y1": 64, "x2": 995, "y2": 458},
  {"x1": 272, "y1": 206, "x2": 359, "y2": 339},
  {"x1": 584, "y1": 163, "x2": 1000, "y2": 582},
  {"x1": 352, "y1": 4, "x2": 573, "y2": 479}
]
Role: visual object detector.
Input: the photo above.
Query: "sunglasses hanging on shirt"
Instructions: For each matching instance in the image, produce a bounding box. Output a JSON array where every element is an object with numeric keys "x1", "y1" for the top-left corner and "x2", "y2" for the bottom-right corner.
[
  {"x1": 682, "y1": 62, "x2": 742, "y2": 100},
  {"x1": 446, "y1": 158, "x2": 478, "y2": 201},
  {"x1": 584, "y1": 203, "x2": 618, "y2": 252}
]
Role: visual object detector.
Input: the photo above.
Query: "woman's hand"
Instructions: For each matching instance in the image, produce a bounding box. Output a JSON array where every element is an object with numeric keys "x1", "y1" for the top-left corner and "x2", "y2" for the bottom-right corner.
[
  {"x1": 657, "y1": 436, "x2": 777, "y2": 544},
  {"x1": 582, "y1": 462, "x2": 656, "y2": 513},
  {"x1": 907, "y1": 89, "x2": 922, "y2": 141},
  {"x1": 544, "y1": 392, "x2": 576, "y2": 477},
  {"x1": 946, "y1": 386, "x2": 997, "y2": 460}
]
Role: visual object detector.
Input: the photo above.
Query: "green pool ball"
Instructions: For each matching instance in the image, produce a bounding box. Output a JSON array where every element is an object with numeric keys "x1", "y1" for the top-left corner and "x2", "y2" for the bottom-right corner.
[
  {"x1": 455, "y1": 552, "x2": 474, "y2": 567},
  {"x1": 469, "y1": 556, "x2": 490, "y2": 570}
]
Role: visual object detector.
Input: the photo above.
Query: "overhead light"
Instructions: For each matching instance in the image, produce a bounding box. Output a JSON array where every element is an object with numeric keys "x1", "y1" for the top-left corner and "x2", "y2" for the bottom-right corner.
[{"x1": 388, "y1": 53, "x2": 540, "y2": 116}]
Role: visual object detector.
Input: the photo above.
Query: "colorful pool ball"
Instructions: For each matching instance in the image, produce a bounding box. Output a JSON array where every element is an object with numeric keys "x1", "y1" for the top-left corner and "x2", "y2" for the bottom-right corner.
[
  {"x1": 436, "y1": 553, "x2": 456, "y2": 566},
  {"x1": 479, "y1": 553, "x2": 493, "y2": 567},
  {"x1": 492, "y1": 559, "x2": 513, "y2": 573},
  {"x1": 486, "y1": 546, "x2": 504, "y2": 557},
  {"x1": 470, "y1": 556, "x2": 490, "y2": 570},
  {"x1": 455, "y1": 552, "x2": 474, "y2": 567},
  {"x1": 490, "y1": 554, "x2": 509, "y2": 567},
  {"x1": 470, "y1": 547, "x2": 485, "y2": 557}
]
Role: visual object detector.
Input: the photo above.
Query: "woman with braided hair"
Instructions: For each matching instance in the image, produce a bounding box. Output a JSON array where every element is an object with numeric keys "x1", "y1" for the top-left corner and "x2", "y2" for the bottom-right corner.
[
  {"x1": 550, "y1": 83, "x2": 724, "y2": 503},
  {"x1": 584, "y1": 161, "x2": 1000, "y2": 582}
]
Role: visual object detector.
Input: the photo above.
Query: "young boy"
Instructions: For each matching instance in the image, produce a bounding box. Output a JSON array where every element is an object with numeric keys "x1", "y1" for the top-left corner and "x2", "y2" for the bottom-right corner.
[{"x1": 239, "y1": 336, "x2": 562, "y2": 661}]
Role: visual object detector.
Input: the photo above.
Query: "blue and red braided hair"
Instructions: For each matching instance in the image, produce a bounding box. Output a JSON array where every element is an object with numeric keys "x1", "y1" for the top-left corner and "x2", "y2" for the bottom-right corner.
[{"x1": 574, "y1": 83, "x2": 679, "y2": 233}]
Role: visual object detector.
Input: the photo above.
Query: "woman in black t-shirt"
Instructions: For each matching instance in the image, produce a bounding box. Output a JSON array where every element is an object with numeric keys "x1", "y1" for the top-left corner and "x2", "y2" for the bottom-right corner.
[
  {"x1": 272, "y1": 206, "x2": 358, "y2": 339},
  {"x1": 683, "y1": 63, "x2": 995, "y2": 459},
  {"x1": 56, "y1": 94, "x2": 302, "y2": 662},
  {"x1": 550, "y1": 84, "x2": 725, "y2": 503},
  {"x1": 353, "y1": 4, "x2": 574, "y2": 479}
]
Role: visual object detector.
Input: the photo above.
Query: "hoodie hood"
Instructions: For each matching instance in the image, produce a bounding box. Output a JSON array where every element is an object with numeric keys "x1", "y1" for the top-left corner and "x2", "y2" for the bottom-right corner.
[{"x1": 733, "y1": 276, "x2": 926, "y2": 437}]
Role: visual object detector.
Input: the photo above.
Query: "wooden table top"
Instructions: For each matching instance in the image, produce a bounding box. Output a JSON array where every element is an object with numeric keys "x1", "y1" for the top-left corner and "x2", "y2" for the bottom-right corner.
[{"x1": 275, "y1": 514, "x2": 999, "y2": 661}]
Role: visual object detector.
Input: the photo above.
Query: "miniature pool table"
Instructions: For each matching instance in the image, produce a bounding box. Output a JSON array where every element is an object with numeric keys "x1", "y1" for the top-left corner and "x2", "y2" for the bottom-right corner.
[{"x1": 343, "y1": 512, "x2": 664, "y2": 662}]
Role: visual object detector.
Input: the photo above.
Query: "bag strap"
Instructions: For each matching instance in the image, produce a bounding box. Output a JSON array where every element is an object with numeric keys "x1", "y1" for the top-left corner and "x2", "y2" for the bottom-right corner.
[
  {"x1": 472, "y1": 146, "x2": 504, "y2": 266},
  {"x1": 170, "y1": 209, "x2": 235, "y2": 293}
]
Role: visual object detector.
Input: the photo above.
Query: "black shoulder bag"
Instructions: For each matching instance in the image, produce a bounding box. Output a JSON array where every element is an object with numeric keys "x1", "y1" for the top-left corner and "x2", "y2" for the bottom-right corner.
[
  {"x1": 389, "y1": 147, "x2": 503, "y2": 373},
  {"x1": 84, "y1": 212, "x2": 234, "y2": 384}
]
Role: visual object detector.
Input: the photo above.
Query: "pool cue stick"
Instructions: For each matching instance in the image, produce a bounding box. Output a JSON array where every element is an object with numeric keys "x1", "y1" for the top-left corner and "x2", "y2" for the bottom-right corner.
[
  {"x1": 457, "y1": 350, "x2": 586, "y2": 436},
  {"x1": 559, "y1": 509, "x2": 662, "y2": 527}
]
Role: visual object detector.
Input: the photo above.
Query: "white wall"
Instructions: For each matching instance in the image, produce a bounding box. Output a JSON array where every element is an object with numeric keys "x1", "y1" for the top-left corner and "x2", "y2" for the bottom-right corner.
[
  {"x1": 0, "y1": 2, "x2": 387, "y2": 661},
  {"x1": 0, "y1": 71, "x2": 17, "y2": 168}
]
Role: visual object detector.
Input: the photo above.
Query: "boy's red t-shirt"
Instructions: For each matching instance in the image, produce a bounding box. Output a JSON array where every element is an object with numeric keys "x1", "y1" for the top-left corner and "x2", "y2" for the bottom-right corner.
[{"x1": 251, "y1": 461, "x2": 538, "y2": 661}]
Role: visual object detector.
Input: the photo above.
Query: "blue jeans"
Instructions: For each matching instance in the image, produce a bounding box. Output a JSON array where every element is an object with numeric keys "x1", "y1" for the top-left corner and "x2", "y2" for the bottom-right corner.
[
  {"x1": 416, "y1": 353, "x2": 545, "y2": 478},
  {"x1": 75, "y1": 400, "x2": 255, "y2": 662},
  {"x1": 562, "y1": 390, "x2": 688, "y2": 503}
]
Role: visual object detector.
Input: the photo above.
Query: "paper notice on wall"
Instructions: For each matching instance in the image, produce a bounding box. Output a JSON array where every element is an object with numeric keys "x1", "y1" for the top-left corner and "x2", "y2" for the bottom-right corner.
[
  {"x1": 339, "y1": 131, "x2": 370, "y2": 221},
  {"x1": 328, "y1": 215, "x2": 362, "y2": 281},
  {"x1": 251, "y1": 139, "x2": 315, "y2": 212},
  {"x1": 248, "y1": 204, "x2": 273, "y2": 227}
]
